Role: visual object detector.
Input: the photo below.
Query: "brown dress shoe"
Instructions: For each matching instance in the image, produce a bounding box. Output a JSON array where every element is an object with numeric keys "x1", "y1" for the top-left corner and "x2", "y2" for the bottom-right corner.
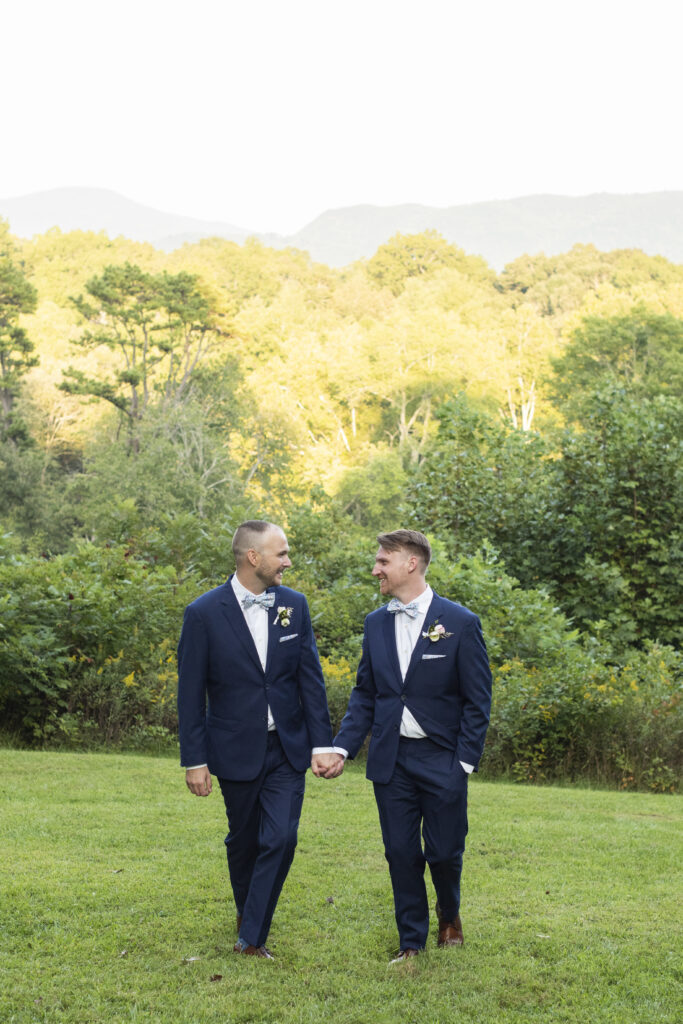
[
  {"x1": 436, "y1": 901, "x2": 464, "y2": 947},
  {"x1": 390, "y1": 948, "x2": 420, "y2": 963},
  {"x1": 233, "y1": 942, "x2": 274, "y2": 959}
]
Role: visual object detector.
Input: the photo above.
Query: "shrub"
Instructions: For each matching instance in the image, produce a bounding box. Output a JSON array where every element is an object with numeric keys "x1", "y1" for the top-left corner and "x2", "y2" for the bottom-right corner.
[
  {"x1": 319, "y1": 655, "x2": 356, "y2": 734},
  {"x1": 483, "y1": 640, "x2": 681, "y2": 790},
  {"x1": 0, "y1": 540, "x2": 196, "y2": 745}
]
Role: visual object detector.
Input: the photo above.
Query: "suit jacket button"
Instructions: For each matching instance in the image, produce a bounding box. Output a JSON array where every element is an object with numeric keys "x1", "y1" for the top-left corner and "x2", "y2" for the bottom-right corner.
[{"x1": 400, "y1": 695, "x2": 407, "y2": 703}]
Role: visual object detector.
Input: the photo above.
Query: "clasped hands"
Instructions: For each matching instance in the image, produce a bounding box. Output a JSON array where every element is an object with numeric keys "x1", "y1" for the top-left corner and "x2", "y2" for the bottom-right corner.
[
  {"x1": 187, "y1": 755, "x2": 343, "y2": 796},
  {"x1": 311, "y1": 752, "x2": 345, "y2": 779}
]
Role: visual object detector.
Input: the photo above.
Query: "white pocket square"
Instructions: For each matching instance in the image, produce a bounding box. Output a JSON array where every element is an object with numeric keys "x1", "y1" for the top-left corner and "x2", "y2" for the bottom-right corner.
[
  {"x1": 279, "y1": 633, "x2": 299, "y2": 642},
  {"x1": 422, "y1": 653, "x2": 446, "y2": 660}
]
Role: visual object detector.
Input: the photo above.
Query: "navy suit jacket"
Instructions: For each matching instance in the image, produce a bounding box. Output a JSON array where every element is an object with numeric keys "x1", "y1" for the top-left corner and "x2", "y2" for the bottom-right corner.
[
  {"x1": 177, "y1": 578, "x2": 333, "y2": 780},
  {"x1": 334, "y1": 592, "x2": 492, "y2": 784}
]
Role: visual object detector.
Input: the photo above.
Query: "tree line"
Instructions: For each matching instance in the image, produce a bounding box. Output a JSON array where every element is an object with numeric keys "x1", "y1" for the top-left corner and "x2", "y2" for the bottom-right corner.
[{"x1": 1, "y1": 222, "x2": 681, "y2": 790}]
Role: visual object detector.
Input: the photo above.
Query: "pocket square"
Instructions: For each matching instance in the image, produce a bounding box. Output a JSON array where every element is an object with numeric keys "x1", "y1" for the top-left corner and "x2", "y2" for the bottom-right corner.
[
  {"x1": 422, "y1": 653, "x2": 446, "y2": 660},
  {"x1": 279, "y1": 633, "x2": 299, "y2": 643}
]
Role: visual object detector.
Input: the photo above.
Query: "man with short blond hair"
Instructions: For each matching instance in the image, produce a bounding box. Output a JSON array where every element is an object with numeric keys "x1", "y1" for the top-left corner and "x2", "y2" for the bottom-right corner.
[
  {"x1": 376, "y1": 529, "x2": 432, "y2": 569},
  {"x1": 327, "y1": 528, "x2": 492, "y2": 962}
]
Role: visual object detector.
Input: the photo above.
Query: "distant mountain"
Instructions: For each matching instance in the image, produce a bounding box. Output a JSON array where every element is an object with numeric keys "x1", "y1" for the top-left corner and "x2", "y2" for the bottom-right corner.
[
  {"x1": 2, "y1": 187, "x2": 683, "y2": 270},
  {"x1": 285, "y1": 193, "x2": 683, "y2": 269},
  {"x1": 0, "y1": 187, "x2": 250, "y2": 248}
]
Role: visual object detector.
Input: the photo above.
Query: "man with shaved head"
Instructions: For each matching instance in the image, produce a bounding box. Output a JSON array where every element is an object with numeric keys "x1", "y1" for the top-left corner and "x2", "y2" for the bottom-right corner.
[{"x1": 177, "y1": 520, "x2": 337, "y2": 959}]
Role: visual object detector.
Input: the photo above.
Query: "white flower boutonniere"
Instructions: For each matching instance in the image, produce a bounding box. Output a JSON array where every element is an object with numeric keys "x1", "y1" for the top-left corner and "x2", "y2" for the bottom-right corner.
[
  {"x1": 274, "y1": 605, "x2": 294, "y2": 628},
  {"x1": 422, "y1": 620, "x2": 453, "y2": 643}
]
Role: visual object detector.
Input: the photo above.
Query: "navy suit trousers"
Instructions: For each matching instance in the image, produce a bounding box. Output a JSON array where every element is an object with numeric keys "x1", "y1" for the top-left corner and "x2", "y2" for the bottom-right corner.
[
  {"x1": 218, "y1": 733, "x2": 306, "y2": 948},
  {"x1": 373, "y1": 737, "x2": 469, "y2": 950}
]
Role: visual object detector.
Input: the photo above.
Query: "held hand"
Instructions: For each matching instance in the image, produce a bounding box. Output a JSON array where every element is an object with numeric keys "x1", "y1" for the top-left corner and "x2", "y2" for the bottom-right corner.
[
  {"x1": 311, "y1": 752, "x2": 344, "y2": 779},
  {"x1": 324, "y1": 753, "x2": 345, "y2": 779},
  {"x1": 186, "y1": 766, "x2": 212, "y2": 796}
]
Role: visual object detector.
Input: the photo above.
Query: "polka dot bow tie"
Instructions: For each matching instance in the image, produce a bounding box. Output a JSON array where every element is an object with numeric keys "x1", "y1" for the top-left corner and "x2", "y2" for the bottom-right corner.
[
  {"x1": 242, "y1": 592, "x2": 276, "y2": 610},
  {"x1": 387, "y1": 598, "x2": 420, "y2": 619}
]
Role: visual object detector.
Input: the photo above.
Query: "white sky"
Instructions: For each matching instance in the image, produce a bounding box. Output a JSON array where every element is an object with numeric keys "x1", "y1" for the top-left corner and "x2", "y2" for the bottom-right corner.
[{"x1": 3, "y1": 0, "x2": 681, "y2": 235}]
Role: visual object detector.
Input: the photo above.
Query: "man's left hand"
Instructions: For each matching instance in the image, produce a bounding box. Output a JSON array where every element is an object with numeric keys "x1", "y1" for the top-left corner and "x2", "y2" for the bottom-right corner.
[{"x1": 311, "y1": 752, "x2": 344, "y2": 778}]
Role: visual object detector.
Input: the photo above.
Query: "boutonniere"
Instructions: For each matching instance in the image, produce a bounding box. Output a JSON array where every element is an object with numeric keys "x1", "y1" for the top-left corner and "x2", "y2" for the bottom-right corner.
[
  {"x1": 274, "y1": 605, "x2": 293, "y2": 627},
  {"x1": 422, "y1": 620, "x2": 453, "y2": 643}
]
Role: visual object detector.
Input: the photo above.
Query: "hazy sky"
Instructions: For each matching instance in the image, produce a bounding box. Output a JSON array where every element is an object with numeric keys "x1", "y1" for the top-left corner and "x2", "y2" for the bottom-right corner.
[{"x1": 3, "y1": 0, "x2": 680, "y2": 234}]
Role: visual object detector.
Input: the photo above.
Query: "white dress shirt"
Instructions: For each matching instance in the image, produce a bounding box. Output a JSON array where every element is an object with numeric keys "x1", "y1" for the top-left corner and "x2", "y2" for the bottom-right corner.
[
  {"x1": 395, "y1": 585, "x2": 433, "y2": 738},
  {"x1": 230, "y1": 574, "x2": 275, "y2": 728}
]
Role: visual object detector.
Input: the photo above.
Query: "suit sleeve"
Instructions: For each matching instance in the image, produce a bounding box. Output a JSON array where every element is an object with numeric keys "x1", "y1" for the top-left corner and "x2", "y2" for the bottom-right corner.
[
  {"x1": 455, "y1": 615, "x2": 492, "y2": 769},
  {"x1": 333, "y1": 623, "x2": 377, "y2": 759},
  {"x1": 296, "y1": 598, "x2": 334, "y2": 749},
  {"x1": 177, "y1": 603, "x2": 210, "y2": 768}
]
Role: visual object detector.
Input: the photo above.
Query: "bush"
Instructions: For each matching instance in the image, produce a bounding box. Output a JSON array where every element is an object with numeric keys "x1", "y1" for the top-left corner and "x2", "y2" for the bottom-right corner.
[
  {"x1": 319, "y1": 656, "x2": 356, "y2": 734},
  {"x1": 2, "y1": 533, "x2": 679, "y2": 791},
  {"x1": 484, "y1": 641, "x2": 681, "y2": 791},
  {"x1": 0, "y1": 540, "x2": 197, "y2": 746},
  {"x1": 428, "y1": 541, "x2": 682, "y2": 790}
]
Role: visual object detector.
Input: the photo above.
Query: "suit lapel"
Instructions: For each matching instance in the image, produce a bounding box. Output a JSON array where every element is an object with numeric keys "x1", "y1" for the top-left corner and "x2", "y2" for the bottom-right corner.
[
  {"x1": 381, "y1": 608, "x2": 403, "y2": 692},
  {"x1": 219, "y1": 580, "x2": 264, "y2": 675},
  {"x1": 403, "y1": 593, "x2": 444, "y2": 688}
]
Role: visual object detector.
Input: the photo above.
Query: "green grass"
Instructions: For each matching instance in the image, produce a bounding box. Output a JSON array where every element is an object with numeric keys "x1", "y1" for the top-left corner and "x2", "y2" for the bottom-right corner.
[{"x1": 0, "y1": 751, "x2": 681, "y2": 1024}]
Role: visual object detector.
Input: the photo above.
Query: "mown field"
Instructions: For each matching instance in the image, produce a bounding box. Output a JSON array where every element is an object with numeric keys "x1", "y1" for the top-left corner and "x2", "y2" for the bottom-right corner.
[{"x1": 0, "y1": 750, "x2": 680, "y2": 1024}]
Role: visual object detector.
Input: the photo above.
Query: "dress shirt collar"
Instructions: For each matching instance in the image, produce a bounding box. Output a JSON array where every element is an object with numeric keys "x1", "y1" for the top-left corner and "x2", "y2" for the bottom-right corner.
[
  {"x1": 402, "y1": 584, "x2": 432, "y2": 614},
  {"x1": 231, "y1": 573, "x2": 270, "y2": 602}
]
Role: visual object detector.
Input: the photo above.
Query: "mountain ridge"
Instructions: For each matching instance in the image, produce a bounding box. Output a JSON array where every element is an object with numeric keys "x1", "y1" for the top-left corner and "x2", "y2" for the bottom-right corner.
[{"x1": 2, "y1": 186, "x2": 682, "y2": 270}]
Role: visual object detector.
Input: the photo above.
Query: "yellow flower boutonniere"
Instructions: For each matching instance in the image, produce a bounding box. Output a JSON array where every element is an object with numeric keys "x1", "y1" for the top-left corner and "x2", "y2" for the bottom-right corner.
[{"x1": 422, "y1": 620, "x2": 453, "y2": 643}]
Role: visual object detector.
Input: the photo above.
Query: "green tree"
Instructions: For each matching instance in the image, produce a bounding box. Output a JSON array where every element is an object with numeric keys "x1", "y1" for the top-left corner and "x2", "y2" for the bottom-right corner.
[
  {"x1": 541, "y1": 389, "x2": 682, "y2": 646},
  {"x1": 366, "y1": 230, "x2": 493, "y2": 296},
  {"x1": 550, "y1": 307, "x2": 683, "y2": 417},
  {"x1": 60, "y1": 263, "x2": 224, "y2": 449},
  {"x1": 403, "y1": 394, "x2": 553, "y2": 576},
  {"x1": 0, "y1": 221, "x2": 38, "y2": 436},
  {"x1": 497, "y1": 244, "x2": 683, "y2": 318},
  {"x1": 408, "y1": 389, "x2": 682, "y2": 646},
  {"x1": 67, "y1": 400, "x2": 245, "y2": 542},
  {"x1": 335, "y1": 446, "x2": 408, "y2": 528}
]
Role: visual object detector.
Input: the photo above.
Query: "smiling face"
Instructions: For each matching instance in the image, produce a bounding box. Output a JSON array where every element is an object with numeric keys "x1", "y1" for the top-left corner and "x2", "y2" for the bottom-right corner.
[
  {"x1": 372, "y1": 545, "x2": 421, "y2": 601},
  {"x1": 253, "y1": 527, "x2": 292, "y2": 589}
]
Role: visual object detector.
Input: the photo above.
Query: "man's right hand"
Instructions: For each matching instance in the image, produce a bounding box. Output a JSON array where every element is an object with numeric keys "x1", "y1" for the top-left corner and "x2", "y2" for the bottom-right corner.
[
  {"x1": 318, "y1": 753, "x2": 345, "y2": 779},
  {"x1": 186, "y1": 766, "x2": 212, "y2": 796}
]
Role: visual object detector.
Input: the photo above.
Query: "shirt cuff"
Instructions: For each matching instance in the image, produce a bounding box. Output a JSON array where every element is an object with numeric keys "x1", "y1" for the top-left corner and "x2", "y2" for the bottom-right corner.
[
  {"x1": 184, "y1": 764, "x2": 208, "y2": 770},
  {"x1": 333, "y1": 746, "x2": 349, "y2": 759},
  {"x1": 311, "y1": 747, "x2": 336, "y2": 755},
  {"x1": 460, "y1": 761, "x2": 474, "y2": 774}
]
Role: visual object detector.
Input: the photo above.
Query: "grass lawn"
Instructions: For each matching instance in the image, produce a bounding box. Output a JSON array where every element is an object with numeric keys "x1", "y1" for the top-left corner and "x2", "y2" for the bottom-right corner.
[{"x1": 0, "y1": 750, "x2": 680, "y2": 1024}]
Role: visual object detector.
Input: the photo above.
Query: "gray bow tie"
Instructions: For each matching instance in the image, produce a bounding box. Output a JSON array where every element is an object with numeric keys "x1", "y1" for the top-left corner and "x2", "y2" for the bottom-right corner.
[
  {"x1": 387, "y1": 598, "x2": 420, "y2": 618},
  {"x1": 242, "y1": 592, "x2": 275, "y2": 610}
]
